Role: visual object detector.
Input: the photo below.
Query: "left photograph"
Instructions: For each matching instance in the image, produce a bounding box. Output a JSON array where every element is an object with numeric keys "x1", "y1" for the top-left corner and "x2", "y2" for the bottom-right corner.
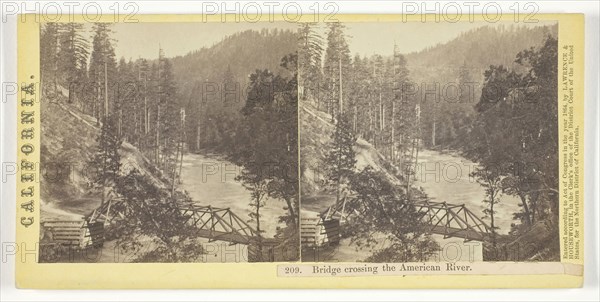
[{"x1": 38, "y1": 22, "x2": 299, "y2": 263}]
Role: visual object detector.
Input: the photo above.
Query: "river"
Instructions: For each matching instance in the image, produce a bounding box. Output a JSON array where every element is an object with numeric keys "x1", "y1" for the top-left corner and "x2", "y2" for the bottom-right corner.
[
  {"x1": 178, "y1": 153, "x2": 288, "y2": 262},
  {"x1": 303, "y1": 149, "x2": 521, "y2": 262},
  {"x1": 80, "y1": 153, "x2": 287, "y2": 263},
  {"x1": 414, "y1": 149, "x2": 521, "y2": 235}
]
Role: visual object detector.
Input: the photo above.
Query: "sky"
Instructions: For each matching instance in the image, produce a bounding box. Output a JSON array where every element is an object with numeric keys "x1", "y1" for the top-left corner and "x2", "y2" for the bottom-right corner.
[
  {"x1": 100, "y1": 21, "x2": 556, "y2": 60},
  {"x1": 334, "y1": 21, "x2": 557, "y2": 57},
  {"x1": 110, "y1": 22, "x2": 297, "y2": 60}
]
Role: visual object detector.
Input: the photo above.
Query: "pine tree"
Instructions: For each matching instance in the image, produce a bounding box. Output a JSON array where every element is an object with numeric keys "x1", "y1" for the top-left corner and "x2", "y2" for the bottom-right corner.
[
  {"x1": 465, "y1": 36, "x2": 559, "y2": 237},
  {"x1": 298, "y1": 23, "x2": 323, "y2": 103},
  {"x1": 391, "y1": 50, "x2": 411, "y2": 163},
  {"x1": 137, "y1": 58, "x2": 151, "y2": 144},
  {"x1": 156, "y1": 57, "x2": 180, "y2": 178},
  {"x1": 448, "y1": 61, "x2": 474, "y2": 141},
  {"x1": 458, "y1": 61, "x2": 473, "y2": 104},
  {"x1": 89, "y1": 23, "x2": 117, "y2": 120},
  {"x1": 347, "y1": 54, "x2": 368, "y2": 136},
  {"x1": 40, "y1": 23, "x2": 60, "y2": 95},
  {"x1": 147, "y1": 61, "x2": 159, "y2": 159},
  {"x1": 371, "y1": 54, "x2": 386, "y2": 149},
  {"x1": 323, "y1": 22, "x2": 351, "y2": 117},
  {"x1": 270, "y1": 53, "x2": 299, "y2": 227},
  {"x1": 116, "y1": 57, "x2": 137, "y2": 141},
  {"x1": 223, "y1": 64, "x2": 235, "y2": 83},
  {"x1": 232, "y1": 59, "x2": 300, "y2": 254},
  {"x1": 233, "y1": 69, "x2": 280, "y2": 257},
  {"x1": 326, "y1": 114, "x2": 357, "y2": 204},
  {"x1": 57, "y1": 23, "x2": 89, "y2": 104},
  {"x1": 222, "y1": 64, "x2": 236, "y2": 107},
  {"x1": 471, "y1": 166, "x2": 502, "y2": 246},
  {"x1": 93, "y1": 116, "x2": 122, "y2": 205},
  {"x1": 391, "y1": 51, "x2": 418, "y2": 165},
  {"x1": 347, "y1": 166, "x2": 439, "y2": 262}
]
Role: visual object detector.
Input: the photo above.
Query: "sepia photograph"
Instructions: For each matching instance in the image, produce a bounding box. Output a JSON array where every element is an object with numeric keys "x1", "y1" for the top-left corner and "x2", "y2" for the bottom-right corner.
[
  {"x1": 38, "y1": 21, "x2": 299, "y2": 263},
  {"x1": 7, "y1": 6, "x2": 590, "y2": 291},
  {"x1": 298, "y1": 21, "x2": 561, "y2": 263}
]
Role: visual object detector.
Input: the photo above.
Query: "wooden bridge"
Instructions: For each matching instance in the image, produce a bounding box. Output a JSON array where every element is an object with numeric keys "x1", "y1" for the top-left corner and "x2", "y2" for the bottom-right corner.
[
  {"x1": 85, "y1": 199, "x2": 277, "y2": 246},
  {"x1": 413, "y1": 200, "x2": 491, "y2": 241},
  {"x1": 319, "y1": 196, "x2": 492, "y2": 242},
  {"x1": 177, "y1": 204, "x2": 263, "y2": 245}
]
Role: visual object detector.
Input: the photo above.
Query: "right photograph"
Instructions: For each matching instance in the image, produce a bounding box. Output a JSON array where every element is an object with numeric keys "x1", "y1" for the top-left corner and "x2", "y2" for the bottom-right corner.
[{"x1": 298, "y1": 21, "x2": 560, "y2": 263}]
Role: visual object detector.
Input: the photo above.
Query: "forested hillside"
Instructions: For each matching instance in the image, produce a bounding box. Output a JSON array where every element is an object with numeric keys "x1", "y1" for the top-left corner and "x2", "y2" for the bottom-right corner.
[
  {"x1": 40, "y1": 23, "x2": 299, "y2": 262},
  {"x1": 299, "y1": 22, "x2": 560, "y2": 261},
  {"x1": 170, "y1": 29, "x2": 298, "y2": 152},
  {"x1": 406, "y1": 24, "x2": 558, "y2": 68},
  {"x1": 406, "y1": 24, "x2": 558, "y2": 148}
]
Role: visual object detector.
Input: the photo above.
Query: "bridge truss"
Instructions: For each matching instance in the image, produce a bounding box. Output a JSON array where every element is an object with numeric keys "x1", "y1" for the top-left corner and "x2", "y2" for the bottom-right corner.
[
  {"x1": 178, "y1": 204, "x2": 258, "y2": 245},
  {"x1": 320, "y1": 196, "x2": 491, "y2": 241},
  {"x1": 86, "y1": 200, "x2": 265, "y2": 245}
]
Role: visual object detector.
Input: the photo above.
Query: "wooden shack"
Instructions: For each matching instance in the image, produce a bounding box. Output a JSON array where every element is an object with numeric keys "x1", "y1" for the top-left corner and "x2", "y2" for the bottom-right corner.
[
  {"x1": 41, "y1": 220, "x2": 105, "y2": 249},
  {"x1": 300, "y1": 211, "x2": 340, "y2": 247}
]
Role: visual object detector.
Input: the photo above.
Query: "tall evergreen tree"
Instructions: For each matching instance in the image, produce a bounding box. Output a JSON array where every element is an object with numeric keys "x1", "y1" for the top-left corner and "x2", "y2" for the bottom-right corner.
[
  {"x1": 89, "y1": 23, "x2": 117, "y2": 119},
  {"x1": 40, "y1": 23, "x2": 60, "y2": 94},
  {"x1": 298, "y1": 23, "x2": 323, "y2": 103},
  {"x1": 222, "y1": 64, "x2": 236, "y2": 107},
  {"x1": 325, "y1": 114, "x2": 357, "y2": 204},
  {"x1": 391, "y1": 50, "x2": 412, "y2": 163},
  {"x1": 347, "y1": 54, "x2": 372, "y2": 137},
  {"x1": 471, "y1": 166, "x2": 502, "y2": 245},
  {"x1": 270, "y1": 53, "x2": 299, "y2": 228},
  {"x1": 116, "y1": 57, "x2": 138, "y2": 141},
  {"x1": 57, "y1": 23, "x2": 89, "y2": 104},
  {"x1": 92, "y1": 116, "x2": 122, "y2": 205},
  {"x1": 323, "y1": 22, "x2": 351, "y2": 117},
  {"x1": 370, "y1": 54, "x2": 386, "y2": 148},
  {"x1": 233, "y1": 68, "x2": 281, "y2": 257},
  {"x1": 231, "y1": 55, "x2": 300, "y2": 255},
  {"x1": 467, "y1": 36, "x2": 559, "y2": 234},
  {"x1": 156, "y1": 57, "x2": 180, "y2": 177},
  {"x1": 347, "y1": 166, "x2": 439, "y2": 262},
  {"x1": 136, "y1": 58, "x2": 151, "y2": 144}
]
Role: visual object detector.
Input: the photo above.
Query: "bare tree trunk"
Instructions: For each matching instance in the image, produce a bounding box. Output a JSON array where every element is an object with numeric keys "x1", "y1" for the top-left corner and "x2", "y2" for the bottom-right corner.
[
  {"x1": 155, "y1": 104, "x2": 160, "y2": 164},
  {"x1": 104, "y1": 61, "x2": 108, "y2": 120},
  {"x1": 391, "y1": 100, "x2": 395, "y2": 162},
  {"x1": 196, "y1": 125, "x2": 201, "y2": 151},
  {"x1": 118, "y1": 108, "x2": 123, "y2": 138},
  {"x1": 490, "y1": 193, "x2": 496, "y2": 246},
  {"x1": 353, "y1": 105, "x2": 357, "y2": 134},
  {"x1": 369, "y1": 103, "x2": 374, "y2": 145},
  {"x1": 378, "y1": 83, "x2": 383, "y2": 149},
  {"x1": 96, "y1": 80, "x2": 100, "y2": 125},
  {"x1": 178, "y1": 108, "x2": 186, "y2": 184},
  {"x1": 144, "y1": 79, "x2": 148, "y2": 135},
  {"x1": 431, "y1": 104, "x2": 437, "y2": 147},
  {"x1": 338, "y1": 56, "x2": 343, "y2": 116},
  {"x1": 432, "y1": 121, "x2": 436, "y2": 147}
]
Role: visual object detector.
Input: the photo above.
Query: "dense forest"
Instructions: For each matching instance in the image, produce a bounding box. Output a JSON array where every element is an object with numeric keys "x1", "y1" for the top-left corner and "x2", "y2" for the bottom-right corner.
[
  {"x1": 170, "y1": 29, "x2": 297, "y2": 152},
  {"x1": 406, "y1": 24, "x2": 558, "y2": 148},
  {"x1": 40, "y1": 23, "x2": 299, "y2": 261},
  {"x1": 299, "y1": 22, "x2": 560, "y2": 261},
  {"x1": 39, "y1": 21, "x2": 561, "y2": 262}
]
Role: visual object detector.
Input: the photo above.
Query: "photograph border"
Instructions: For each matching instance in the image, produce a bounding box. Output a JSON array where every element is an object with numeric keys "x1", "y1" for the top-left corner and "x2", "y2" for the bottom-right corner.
[{"x1": 16, "y1": 13, "x2": 584, "y2": 289}]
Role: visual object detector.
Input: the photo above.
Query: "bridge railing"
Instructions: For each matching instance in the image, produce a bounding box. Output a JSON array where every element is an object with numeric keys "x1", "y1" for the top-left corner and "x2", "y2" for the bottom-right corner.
[{"x1": 318, "y1": 196, "x2": 492, "y2": 241}]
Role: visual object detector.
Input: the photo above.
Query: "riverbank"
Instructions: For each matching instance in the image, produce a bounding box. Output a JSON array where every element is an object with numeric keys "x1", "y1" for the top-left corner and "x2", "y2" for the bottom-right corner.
[
  {"x1": 179, "y1": 152, "x2": 288, "y2": 239},
  {"x1": 301, "y1": 148, "x2": 520, "y2": 262}
]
